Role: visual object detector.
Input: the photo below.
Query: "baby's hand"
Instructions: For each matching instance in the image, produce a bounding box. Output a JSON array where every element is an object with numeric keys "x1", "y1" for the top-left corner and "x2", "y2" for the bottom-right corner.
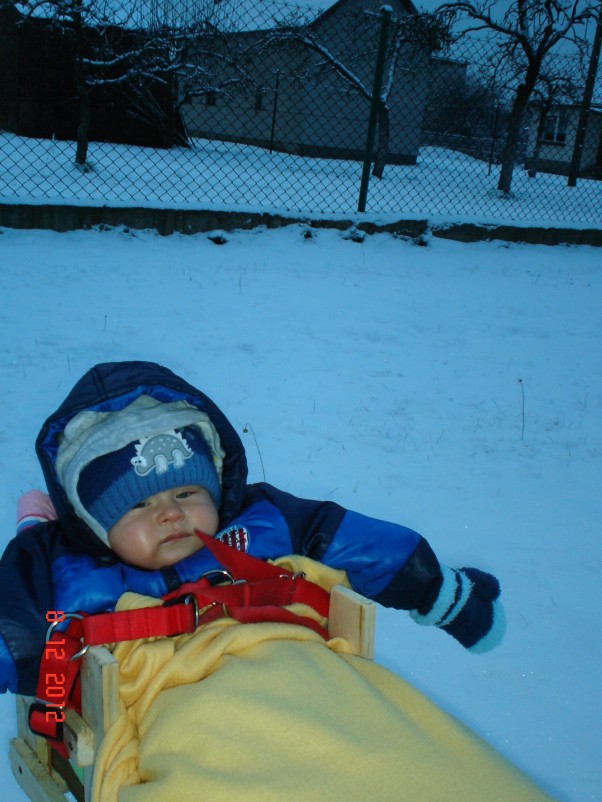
[{"x1": 410, "y1": 565, "x2": 506, "y2": 653}]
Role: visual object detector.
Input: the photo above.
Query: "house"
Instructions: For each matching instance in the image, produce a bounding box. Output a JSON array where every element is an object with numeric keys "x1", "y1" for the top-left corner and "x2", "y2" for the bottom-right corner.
[
  {"x1": 526, "y1": 102, "x2": 602, "y2": 179},
  {"x1": 178, "y1": 0, "x2": 433, "y2": 165}
]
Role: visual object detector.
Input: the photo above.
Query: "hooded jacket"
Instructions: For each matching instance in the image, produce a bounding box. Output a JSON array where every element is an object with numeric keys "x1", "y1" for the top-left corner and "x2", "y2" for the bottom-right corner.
[{"x1": 0, "y1": 361, "x2": 441, "y2": 695}]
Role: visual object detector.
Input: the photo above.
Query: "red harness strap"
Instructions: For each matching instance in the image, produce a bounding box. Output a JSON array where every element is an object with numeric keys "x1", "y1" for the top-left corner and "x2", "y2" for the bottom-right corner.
[
  {"x1": 29, "y1": 615, "x2": 84, "y2": 756},
  {"x1": 31, "y1": 534, "x2": 331, "y2": 747},
  {"x1": 80, "y1": 533, "x2": 330, "y2": 646}
]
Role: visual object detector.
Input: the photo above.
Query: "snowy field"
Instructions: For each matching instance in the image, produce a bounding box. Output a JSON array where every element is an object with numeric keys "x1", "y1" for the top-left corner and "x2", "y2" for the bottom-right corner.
[
  {"x1": 0, "y1": 222, "x2": 601, "y2": 801},
  {"x1": 2, "y1": 131, "x2": 601, "y2": 225}
]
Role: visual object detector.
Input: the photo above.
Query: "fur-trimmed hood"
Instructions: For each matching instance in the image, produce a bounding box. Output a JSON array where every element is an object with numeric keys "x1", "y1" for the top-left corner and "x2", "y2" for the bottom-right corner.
[{"x1": 35, "y1": 361, "x2": 248, "y2": 562}]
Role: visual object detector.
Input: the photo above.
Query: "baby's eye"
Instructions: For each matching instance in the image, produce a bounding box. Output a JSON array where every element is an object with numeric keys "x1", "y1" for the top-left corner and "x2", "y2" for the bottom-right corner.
[
  {"x1": 176, "y1": 489, "x2": 197, "y2": 499},
  {"x1": 131, "y1": 500, "x2": 149, "y2": 509}
]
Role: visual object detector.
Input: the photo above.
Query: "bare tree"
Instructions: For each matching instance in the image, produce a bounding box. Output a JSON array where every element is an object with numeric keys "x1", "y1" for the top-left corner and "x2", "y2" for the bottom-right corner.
[
  {"x1": 373, "y1": 13, "x2": 451, "y2": 178},
  {"x1": 436, "y1": 0, "x2": 596, "y2": 194},
  {"x1": 10, "y1": 0, "x2": 255, "y2": 161},
  {"x1": 116, "y1": 2, "x2": 260, "y2": 149},
  {"x1": 11, "y1": 0, "x2": 169, "y2": 164},
  {"x1": 14, "y1": 0, "x2": 100, "y2": 166},
  {"x1": 262, "y1": 9, "x2": 450, "y2": 179}
]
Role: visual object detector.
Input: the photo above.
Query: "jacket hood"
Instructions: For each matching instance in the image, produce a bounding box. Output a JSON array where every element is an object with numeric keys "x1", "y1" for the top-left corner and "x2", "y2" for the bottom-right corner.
[{"x1": 35, "y1": 361, "x2": 248, "y2": 562}]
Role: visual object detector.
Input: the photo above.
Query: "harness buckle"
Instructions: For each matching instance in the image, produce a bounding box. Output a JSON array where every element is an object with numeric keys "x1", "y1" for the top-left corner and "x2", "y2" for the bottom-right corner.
[
  {"x1": 199, "y1": 569, "x2": 234, "y2": 585},
  {"x1": 45, "y1": 612, "x2": 89, "y2": 661},
  {"x1": 163, "y1": 592, "x2": 202, "y2": 631},
  {"x1": 184, "y1": 593, "x2": 199, "y2": 629}
]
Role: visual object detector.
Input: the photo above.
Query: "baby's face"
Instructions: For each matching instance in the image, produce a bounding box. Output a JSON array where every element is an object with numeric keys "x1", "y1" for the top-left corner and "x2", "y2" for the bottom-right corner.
[{"x1": 108, "y1": 485, "x2": 219, "y2": 570}]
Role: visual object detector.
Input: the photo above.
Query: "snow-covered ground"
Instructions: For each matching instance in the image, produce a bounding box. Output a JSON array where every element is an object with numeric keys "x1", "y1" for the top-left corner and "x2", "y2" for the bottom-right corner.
[
  {"x1": 0, "y1": 222, "x2": 600, "y2": 801},
  {"x1": 2, "y1": 132, "x2": 601, "y2": 225}
]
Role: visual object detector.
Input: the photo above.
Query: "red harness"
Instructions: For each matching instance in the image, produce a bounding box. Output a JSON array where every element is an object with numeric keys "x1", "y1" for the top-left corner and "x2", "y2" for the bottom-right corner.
[{"x1": 30, "y1": 533, "x2": 331, "y2": 752}]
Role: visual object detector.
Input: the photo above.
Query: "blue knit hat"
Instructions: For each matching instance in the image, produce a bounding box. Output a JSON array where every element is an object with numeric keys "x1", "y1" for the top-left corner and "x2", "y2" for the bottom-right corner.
[{"x1": 77, "y1": 426, "x2": 221, "y2": 535}]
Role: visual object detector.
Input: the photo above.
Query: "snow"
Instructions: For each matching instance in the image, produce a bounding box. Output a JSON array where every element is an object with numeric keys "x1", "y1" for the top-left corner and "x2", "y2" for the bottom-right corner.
[
  {"x1": 0, "y1": 221, "x2": 601, "y2": 801},
  {"x1": 2, "y1": 132, "x2": 601, "y2": 226}
]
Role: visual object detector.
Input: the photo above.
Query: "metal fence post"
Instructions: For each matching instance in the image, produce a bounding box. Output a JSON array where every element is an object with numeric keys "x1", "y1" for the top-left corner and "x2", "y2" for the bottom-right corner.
[
  {"x1": 357, "y1": 5, "x2": 392, "y2": 213},
  {"x1": 567, "y1": 7, "x2": 602, "y2": 187},
  {"x1": 487, "y1": 103, "x2": 500, "y2": 176},
  {"x1": 269, "y1": 70, "x2": 280, "y2": 154}
]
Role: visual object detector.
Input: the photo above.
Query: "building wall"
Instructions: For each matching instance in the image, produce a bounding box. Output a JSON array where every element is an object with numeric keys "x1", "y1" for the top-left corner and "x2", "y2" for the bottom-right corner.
[
  {"x1": 527, "y1": 106, "x2": 602, "y2": 178},
  {"x1": 181, "y1": 0, "x2": 426, "y2": 163}
]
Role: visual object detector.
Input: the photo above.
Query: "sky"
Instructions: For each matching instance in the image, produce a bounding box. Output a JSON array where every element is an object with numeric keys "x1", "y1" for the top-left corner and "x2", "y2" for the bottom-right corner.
[{"x1": 0, "y1": 221, "x2": 600, "y2": 802}]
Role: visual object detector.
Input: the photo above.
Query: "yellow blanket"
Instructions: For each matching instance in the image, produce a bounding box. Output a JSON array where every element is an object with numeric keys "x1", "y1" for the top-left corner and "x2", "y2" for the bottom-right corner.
[{"x1": 92, "y1": 558, "x2": 556, "y2": 802}]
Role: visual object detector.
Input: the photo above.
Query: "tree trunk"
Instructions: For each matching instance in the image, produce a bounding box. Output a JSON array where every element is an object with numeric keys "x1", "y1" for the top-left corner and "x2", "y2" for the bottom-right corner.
[
  {"x1": 497, "y1": 83, "x2": 529, "y2": 193},
  {"x1": 526, "y1": 100, "x2": 551, "y2": 178},
  {"x1": 164, "y1": 75, "x2": 176, "y2": 148},
  {"x1": 73, "y1": 8, "x2": 90, "y2": 167},
  {"x1": 75, "y1": 79, "x2": 91, "y2": 166},
  {"x1": 371, "y1": 101, "x2": 390, "y2": 179},
  {"x1": 164, "y1": 73, "x2": 190, "y2": 149},
  {"x1": 497, "y1": 61, "x2": 540, "y2": 194}
]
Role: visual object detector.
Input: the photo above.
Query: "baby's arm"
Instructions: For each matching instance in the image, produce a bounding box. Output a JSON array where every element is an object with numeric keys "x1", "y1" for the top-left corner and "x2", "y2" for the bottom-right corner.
[
  {"x1": 0, "y1": 492, "x2": 58, "y2": 693},
  {"x1": 0, "y1": 521, "x2": 58, "y2": 694},
  {"x1": 253, "y1": 483, "x2": 505, "y2": 653}
]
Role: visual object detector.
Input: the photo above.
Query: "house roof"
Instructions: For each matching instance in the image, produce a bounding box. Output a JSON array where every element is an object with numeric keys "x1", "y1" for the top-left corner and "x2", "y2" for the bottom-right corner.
[
  {"x1": 174, "y1": 0, "x2": 418, "y2": 32},
  {"x1": 212, "y1": 0, "x2": 418, "y2": 32},
  {"x1": 197, "y1": 1, "x2": 329, "y2": 31}
]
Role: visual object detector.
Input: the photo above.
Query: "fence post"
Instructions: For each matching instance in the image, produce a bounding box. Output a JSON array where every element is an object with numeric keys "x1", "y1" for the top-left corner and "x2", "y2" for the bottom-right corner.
[
  {"x1": 357, "y1": 5, "x2": 392, "y2": 213},
  {"x1": 487, "y1": 103, "x2": 500, "y2": 176},
  {"x1": 269, "y1": 70, "x2": 280, "y2": 154},
  {"x1": 567, "y1": 7, "x2": 602, "y2": 187}
]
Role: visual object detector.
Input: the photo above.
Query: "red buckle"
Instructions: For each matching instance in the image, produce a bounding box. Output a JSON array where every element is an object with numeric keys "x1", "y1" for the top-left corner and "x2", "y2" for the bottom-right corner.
[
  {"x1": 163, "y1": 592, "x2": 200, "y2": 629},
  {"x1": 46, "y1": 611, "x2": 88, "y2": 660}
]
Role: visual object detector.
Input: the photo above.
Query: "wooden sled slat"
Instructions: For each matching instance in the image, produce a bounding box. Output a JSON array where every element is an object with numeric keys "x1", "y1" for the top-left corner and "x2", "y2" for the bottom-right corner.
[
  {"x1": 328, "y1": 584, "x2": 376, "y2": 660},
  {"x1": 81, "y1": 646, "x2": 120, "y2": 801},
  {"x1": 9, "y1": 736, "x2": 68, "y2": 802}
]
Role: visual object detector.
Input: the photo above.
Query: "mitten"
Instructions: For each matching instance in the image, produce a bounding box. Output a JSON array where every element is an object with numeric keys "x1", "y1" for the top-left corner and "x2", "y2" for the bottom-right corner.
[{"x1": 410, "y1": 565, "x2": 506, "y2": 653}]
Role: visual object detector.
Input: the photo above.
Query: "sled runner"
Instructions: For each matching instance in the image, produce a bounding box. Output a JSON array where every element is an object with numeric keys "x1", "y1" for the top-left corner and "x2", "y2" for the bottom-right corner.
[{"x1": 9, "y1": 584, "x2": 376, "y2": 802}]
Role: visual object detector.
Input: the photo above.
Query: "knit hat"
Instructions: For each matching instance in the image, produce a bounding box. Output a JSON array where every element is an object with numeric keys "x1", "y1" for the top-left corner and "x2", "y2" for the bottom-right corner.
[
  {"x1": 77, "y1": 426, "x2": 221, "y2": 536},
  {"x1": 55, "y1": 395, "x2": 225, "y2": 547}
]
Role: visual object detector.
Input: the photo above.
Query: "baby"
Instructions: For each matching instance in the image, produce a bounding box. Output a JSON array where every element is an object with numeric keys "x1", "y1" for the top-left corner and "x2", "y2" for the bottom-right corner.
[
  {"x1": 4, "y1": 361, "x2": 562, "y2": 802},
  {"x1": 1, "y1": 360, "x2": 505, "y2": 697}
]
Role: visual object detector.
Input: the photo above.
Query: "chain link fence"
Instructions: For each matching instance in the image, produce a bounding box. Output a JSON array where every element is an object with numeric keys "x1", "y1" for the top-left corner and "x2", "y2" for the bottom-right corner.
[{"x1": 1, "y1": 0, "x2": 601, "y2": 225}]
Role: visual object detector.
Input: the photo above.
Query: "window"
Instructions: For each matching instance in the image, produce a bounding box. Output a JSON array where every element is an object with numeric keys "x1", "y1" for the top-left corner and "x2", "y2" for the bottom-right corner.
[{"x1": 543, "y1": 110, "x2": 567, "y2": 144}]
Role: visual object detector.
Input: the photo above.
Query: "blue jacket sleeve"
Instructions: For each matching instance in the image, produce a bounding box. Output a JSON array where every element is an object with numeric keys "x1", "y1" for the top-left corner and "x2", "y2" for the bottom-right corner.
[
  {"x1": 0, "y1": 522, "x2": 61, "y2": 695},
  {"x1": 0, "y1": 635, "x2": 18, "y2": 694},
  {"x1": 249, "y1": 483, "x2": 443, "y2": 611}
]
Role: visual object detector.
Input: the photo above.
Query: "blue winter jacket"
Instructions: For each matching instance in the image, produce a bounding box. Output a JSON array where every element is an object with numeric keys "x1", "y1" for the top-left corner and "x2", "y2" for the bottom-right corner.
[{"x1": 0, "y1": 361, "x2": 441, "y2": 695}]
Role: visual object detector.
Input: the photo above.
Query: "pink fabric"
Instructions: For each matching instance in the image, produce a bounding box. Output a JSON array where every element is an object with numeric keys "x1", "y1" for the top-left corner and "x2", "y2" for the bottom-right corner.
[{"x1": 17, "y1": 489, "x2": 57, "y2": 531}]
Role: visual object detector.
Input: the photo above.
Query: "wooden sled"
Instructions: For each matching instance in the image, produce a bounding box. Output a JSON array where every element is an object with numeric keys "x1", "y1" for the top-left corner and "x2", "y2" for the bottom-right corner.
[{"x1": 9, "y1": 585, "x2": 376, "y2": 802}]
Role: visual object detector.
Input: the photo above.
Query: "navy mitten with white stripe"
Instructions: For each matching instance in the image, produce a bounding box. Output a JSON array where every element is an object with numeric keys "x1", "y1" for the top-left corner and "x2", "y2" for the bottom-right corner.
[{"x1": 410, "y1": 565, "x2": 506, "y2": 653}]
